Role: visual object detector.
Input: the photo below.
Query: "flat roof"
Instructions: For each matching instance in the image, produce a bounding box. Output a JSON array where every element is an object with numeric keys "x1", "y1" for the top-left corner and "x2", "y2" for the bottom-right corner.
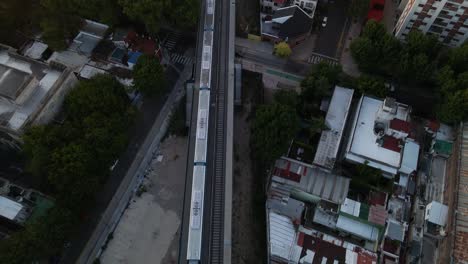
[
  {"x1": 313, "y1": 86, "x2": 354, "y2": 170},
  {"x1": 400, "y1": 140, "x2": 420, "y2": 174},
  {"x1": 0, "y1": 64, "x2": 31, "y2": 100},
  {"x1": 0, "y1": 49, "x2": 64, "y2": 131},
  {"x1": 426, "y1": 201, "x2": 448, "y2": 226},
  {"x1": 345, "y1": 96, "x2": 403, "y2": 174},
  {"x1": 0, "y1": 196, "x2": 23, "y2": 220},
  {"x1": 272, "y1": 157, "x2": 350, "y2": 204}
]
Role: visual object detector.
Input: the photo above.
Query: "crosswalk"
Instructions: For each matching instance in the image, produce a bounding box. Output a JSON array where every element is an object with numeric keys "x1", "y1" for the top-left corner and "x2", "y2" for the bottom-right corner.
[
  {"x1": 162, "y1": 31, "x2": 182, "y2": 51},
  {"x1": 307, "y1": 53, "x2": 339, "y2": 66},
  {"x1": 170, "y1": 53, "x2": 194, "y2": 65}
]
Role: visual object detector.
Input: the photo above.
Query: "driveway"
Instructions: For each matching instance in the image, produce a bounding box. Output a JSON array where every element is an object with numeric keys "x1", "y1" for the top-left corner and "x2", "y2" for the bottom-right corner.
[{"x1": 313, "y1": 0, "x2": 350, "y2": 58}]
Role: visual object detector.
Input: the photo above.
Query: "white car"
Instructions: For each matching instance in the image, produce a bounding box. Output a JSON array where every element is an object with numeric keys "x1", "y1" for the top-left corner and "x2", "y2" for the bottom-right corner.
[{"x1": 322, "y1": 17, "x2": 328, "y2": 27}]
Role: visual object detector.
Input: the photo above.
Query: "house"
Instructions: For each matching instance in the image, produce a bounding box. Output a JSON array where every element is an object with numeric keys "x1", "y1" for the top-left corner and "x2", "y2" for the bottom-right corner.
[
  {"x1": 47, "y1": 19, "x2": 109, "y2": 72},
  {"x1": 293, "y1": 0, "x2": 317, "y2": 14},
  {"x1": 261, "y1": 5, "x2": 314, "y2": 47},
  {"x1": 260, "y1": 0, "x2": 289, "y2": 13},
  {"x1": 313, "y1": 86, "x2": 354, "y2": 171},
  {"x1": 344, "y1": 96, "x2": 420, "y2": 178},
  {"x1": 0, "y1": 45, "x2": 78, "y2": 147},
  {"x1": 424, "y1": 201, "x2": 448, "y2": 236}
]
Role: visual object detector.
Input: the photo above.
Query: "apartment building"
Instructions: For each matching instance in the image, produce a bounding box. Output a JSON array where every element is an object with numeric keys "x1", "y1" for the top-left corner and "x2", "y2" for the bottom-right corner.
[{"x1": 394, "y1": 0, "x2": 468, "y2": 46}]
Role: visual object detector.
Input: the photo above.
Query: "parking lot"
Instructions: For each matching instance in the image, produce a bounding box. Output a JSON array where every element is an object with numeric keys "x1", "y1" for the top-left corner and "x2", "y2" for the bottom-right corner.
[{"x1": 313, "y1": 0, "x2": 350, "y2": 58}]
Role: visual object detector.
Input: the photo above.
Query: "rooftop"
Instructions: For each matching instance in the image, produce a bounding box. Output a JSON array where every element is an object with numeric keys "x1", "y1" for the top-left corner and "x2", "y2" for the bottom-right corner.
[
  {"x1": 345, "y1": 96, "x2": 411, "y2": 176},
  {"x1": 261, "y1": 6, "x2": 313, "y2": 40},
  {"x1": 425, "y1": 201, "x2": 448, "y2": 226},
  {"x1": 336, "y1": 213, "x2": 380, "y2": 241},
  {"x1": 268, "y1": 211, "x2": 297, "y2": 262},
  {"x1": 0, "y1": 196, "x2": 23, "y2": 220},
  {"x1": 400, "y1": 140, "x2": 420, "y2": 175},
  {"x1": 313, "y1": 86, "x2": 354, "y2": 170},
  {"x1": 0, "y1": 47, "x2": 67, "y2": 132},
  {"x1": 385, "y1": 219, "x2": 405, "y2": 242},
  {"x1": 272, "y1": 157, "x2": 350, "y2": 204}
]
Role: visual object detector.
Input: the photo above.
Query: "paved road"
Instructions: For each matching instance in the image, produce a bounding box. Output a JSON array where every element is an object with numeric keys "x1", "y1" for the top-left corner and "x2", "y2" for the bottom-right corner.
[
  {"x1": 61, "y1": 55, "x2": 188, "y2": 263},
  {"x1": 314, "y1": 0, "x2": 350, "y2": 58}
]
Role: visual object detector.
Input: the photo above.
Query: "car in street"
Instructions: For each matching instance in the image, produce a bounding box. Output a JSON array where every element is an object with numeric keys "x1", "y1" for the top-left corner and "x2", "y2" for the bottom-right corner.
[{"x1": 322, "y1": 17, "x2": 328, "y2": 27}]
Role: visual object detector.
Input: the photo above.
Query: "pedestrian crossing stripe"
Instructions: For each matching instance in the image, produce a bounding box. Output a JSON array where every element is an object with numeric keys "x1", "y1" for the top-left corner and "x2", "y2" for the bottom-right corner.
[
  {"x1": 307, "y1": 54, "x2": 339, "y2": 66},
  {"x1": 170, "y1": 53, "x2": 194, "y2": 65}
]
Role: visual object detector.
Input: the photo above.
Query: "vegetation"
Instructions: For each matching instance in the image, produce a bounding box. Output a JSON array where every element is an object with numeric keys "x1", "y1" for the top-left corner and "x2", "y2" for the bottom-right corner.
[
  {"x1": 0, "y1": 75, "x2": 135, "y2": 262},
  {"x1": 251, "y1": 103, "x2": 299, "y2": 168},
  {"x1": 132, "y1": 55, "x2": 166, "y2": 97},
  {"x1": 350, "y1": 20, "x2": 468, "y2": 124},
  {"x1": 0, "y1": 0, "x2": 198, "y2": 51},
  {"x1": 356, "y1": 74, "x2": 387, "y2": 97},
  {"x1": 274, "y1": 42, "x2": 292, "y2": 58}
]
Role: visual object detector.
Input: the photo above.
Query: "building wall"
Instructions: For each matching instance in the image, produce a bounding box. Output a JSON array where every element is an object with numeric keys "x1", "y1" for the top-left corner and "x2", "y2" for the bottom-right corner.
[
  {"x1": 261, "y1": 32, "x2": 309, "y2": 47},
  {"x1": 294, "y1": 0, "x2": 316, "y2": 12},
  {"x1": 394, "y1": 0, "x2": 468, "y2": 47},
  {"x1": 261, "y1": 0, "x2": 288, "y2": 13}
]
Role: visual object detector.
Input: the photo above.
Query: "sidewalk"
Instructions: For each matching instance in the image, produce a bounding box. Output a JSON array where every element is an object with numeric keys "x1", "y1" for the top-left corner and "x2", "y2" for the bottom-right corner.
[{"x1": 339, "y1": 21, "x2": 361, "y2": 77}]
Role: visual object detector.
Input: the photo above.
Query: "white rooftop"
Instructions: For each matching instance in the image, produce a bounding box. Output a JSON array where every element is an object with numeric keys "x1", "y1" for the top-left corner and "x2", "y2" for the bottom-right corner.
[
  {"x1": 0, "y1": 49, "x2": 62, "y2": 131},
  {"x1": 345, "y1": 96, "x2": 409, "y2": 175},
  {"x1": 313, "y1": 86, "x2": 354, "y2": 170},
  {"x1": 425, "y1": 201, "x2": 448, "y2": 226},
  {"x1": 400, "y1": 140, "x2": 420, "y2": 175},
  {"x1": 340, "y1": 198, "x2": 361, "y2": 217},
  {"x1": 79, "y1": 64, "x2": 107, "y2": 79},
  {"x1": 0, "y1": 196, "x2": 23, "y2": 220},
  {"x1": 23, "y1": 41, "x2": 48, "y2": 60},
  {"x1": 269, "y1": 211, "x2": 297, "y2": 261}
]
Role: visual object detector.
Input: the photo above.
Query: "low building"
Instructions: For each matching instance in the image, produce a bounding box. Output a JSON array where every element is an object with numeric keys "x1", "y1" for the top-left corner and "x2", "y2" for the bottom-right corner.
[
  {"x1": 292, "y1": 0, "x2": 317, "y2": 14},
  {"x1": 425, "y1": 201, "x2": 448, "y2": 236},
  {"x1": 261, "y1": 5, "x2": 314, "y2": 47},
  {"x1": 260, "y1": 0, "x2": 290, "y2": 13},
  {"x1": 344, "y1": 96, "x2": 420, "y2": 178},
  {"x1": 0, "y1": 45, "x2": 78, "y2": 146},
  {"x1": 313, "y1": 86, "x2": 354, "y2": 171}
]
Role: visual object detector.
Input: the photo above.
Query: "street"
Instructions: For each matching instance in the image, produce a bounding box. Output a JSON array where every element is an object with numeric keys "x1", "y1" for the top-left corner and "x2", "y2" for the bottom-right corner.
[{"x1": 313, "y1": 0, "x2": 350, "y2": 58}]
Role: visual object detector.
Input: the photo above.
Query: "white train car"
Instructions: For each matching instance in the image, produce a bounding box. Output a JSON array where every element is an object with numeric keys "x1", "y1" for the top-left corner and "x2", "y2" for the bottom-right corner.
[{"x1": 186, "y1": 0, "x2": 216, "y2": 261}]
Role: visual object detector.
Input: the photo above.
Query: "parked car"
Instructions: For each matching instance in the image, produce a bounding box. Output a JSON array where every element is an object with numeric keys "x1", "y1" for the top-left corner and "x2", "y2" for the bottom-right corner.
[{"x1": 322, "y1": 17, "x2": 328, "y2": 27}]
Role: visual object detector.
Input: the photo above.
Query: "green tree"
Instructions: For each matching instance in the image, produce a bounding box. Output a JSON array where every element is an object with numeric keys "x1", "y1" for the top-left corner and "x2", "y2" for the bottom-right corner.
[
  {"x1": 39, "y1": 0, "x2": 82, "y2": 50},
  {"x1": 167, "y1": 0, "x2": 200, "y2": 30},
  {"x1": 274, "y1": 42, "x2": 292, "y2": 58},
  {"x1": 273, "y1": 89, "x2": 299, "y2": 109},
  {"x1": 252, "y1": 103, "x2": 299, "y2": 166},
  {"x1": 348, "y1": 0, "x2": 370, "y2": 20},
  {"x1": 437, "y1": 89, "x2": 468, "y2": 124},
  {"x1": 132, "y1": 55, "x2": 166, "y2": 97},
  {"x1": 446, "y1": 41, "x2": 468, "y2": 74},
  {"x1": 356, "y1": 74, "x2": 387, "y2": 97},
  {"x1": 118, "y1": 0, "x2": 169, "y2": 33}
]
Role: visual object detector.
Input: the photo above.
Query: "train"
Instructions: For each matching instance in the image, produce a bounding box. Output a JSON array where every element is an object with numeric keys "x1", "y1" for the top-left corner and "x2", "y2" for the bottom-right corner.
[{"x1": 186, "y1": 0, "x2": 215, "y2": 261}]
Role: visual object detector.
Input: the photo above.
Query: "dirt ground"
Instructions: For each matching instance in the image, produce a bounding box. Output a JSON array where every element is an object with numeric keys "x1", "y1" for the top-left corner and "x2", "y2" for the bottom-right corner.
[
  {"x1": 100, "y1": 136, "x2": 188, "y2": 264},
  {"x1": 232, "y1": 71, "x2": 267, "y2": 264}
]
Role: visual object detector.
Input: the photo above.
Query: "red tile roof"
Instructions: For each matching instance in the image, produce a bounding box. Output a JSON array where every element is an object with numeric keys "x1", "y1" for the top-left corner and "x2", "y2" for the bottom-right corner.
[
  {"x1": 390, "y1": 118, "x2": 411, "y2": 133},
  {"x1": 427, "y1": 120, "x2": 440, "y2": 133},
  {"x1": 382, "y1": 136, "x2": 401, "y2": 152},
  {"x1": 297, "y1": 232, "x2": 305, "y2": 246},
  {"x1": 367, "y1": 9, "x2": 384, "y2": 22},
  {"x1": 368, "y1": 205, "x2": 388, "y2": 226},
  {"x1": 358, "y1": 251, "x2": 378, "y2": 264},
  {"x1": 368, "y1": 191, "x2": 387, "y2": 206},
  {"x1": 273, "y1": 165, "x2": 301, "y2": 182}
]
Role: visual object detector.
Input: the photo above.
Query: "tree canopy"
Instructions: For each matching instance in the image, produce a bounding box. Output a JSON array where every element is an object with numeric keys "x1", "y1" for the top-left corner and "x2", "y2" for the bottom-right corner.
[
  {"x1": 1, "y1": 75, "x2": 135, "y2": 262},
  {"x1": 356, "y1": 74, "x2": 387, "y2": 97},
  {"x1": 251, "y1": 103, "x2": 299, "y2": 167},
  {"x1": 132, "y1": 55, "x2": 167, "y2": 97},
  {"x1": 274, "y1": 42, "x2": 292, "y2": 58},
  {"x1": 348, "y1": 0, "x2": 370, "y2": 20}
]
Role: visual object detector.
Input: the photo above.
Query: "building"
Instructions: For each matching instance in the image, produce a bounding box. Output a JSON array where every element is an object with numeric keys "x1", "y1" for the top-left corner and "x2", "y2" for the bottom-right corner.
[
  {"x1": 261, "y1": 5, "x2": 314, "y2": 47},
  {"x1": 48, "y1": 19, "x2": 109, "y2": 71},
  {"x1": 393, "y1": 0, "x2": 468, "y2": 47},
  {"x1": 261, "y1": 0, "x2": 290, "y2": 13},
  {"x1": 0, "y1": 45, "x2": 78, "y2": 145},
  {"x1": 344, "y1": 96, "x2": 420, "y2": 178},
  {"x1": 293, "y1": 0, "x2": 317, "y2": 14},
  {"x1": 313, "y1": 86, "x2": 354, "y2": 171}
]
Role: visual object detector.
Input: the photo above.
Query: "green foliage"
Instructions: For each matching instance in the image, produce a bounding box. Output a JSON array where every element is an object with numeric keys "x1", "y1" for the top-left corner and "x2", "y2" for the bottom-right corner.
[
  {"x1": 446, "y1": 42, "x2": 468, "y2": 74},
  {"x1": 3, "y1": 75, "x2": 135, "y2": 262},
  {"x1": 119, "y1": 0, "x2": 169, "y2": 33},
  {"x1": 437, "y1": 89, "x2": 468, "y2": 124},
  {"x1": 72, "y1": 0, "x2": 121, "y2": 25},
  {"x1": 273, "y1": 89, "x2": 299, "y2": 109},
  {"x1": 274, "y1": 42, "x2": 292, "y2": 58},
  {"x1": 133, "y1": 55, "x2": 167, "y2": 97},
  {"x1": 350, "y1": 21, "x2": 401, "y2": 75},
  {"x1": 301, "y1": 62, "x2": 342, "y2": 108},
  {"x1": 166, "y1": 0, "x2": 200, "y2": 30},
  {"x1": 348, "y1": 0, "x2": 370, "y2": 19},
  {"x1": 356, "y1": 74, "x2": 387, "y2": 97},
  {"x1": 251, "y1": 103, "x2": 299, "y2": 167}
]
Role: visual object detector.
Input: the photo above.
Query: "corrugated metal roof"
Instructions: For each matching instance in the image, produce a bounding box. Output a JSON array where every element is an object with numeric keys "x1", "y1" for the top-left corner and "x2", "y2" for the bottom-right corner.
[
  {"x1": 336, "y1": 214, "x2": 380, "y2": 241},
  {"x1": 385, "y1": 219, "x2": 405, "y2": 242},
  {"x1": 425, "y1": 201, "x2": 448, "y2": 226},
  {"x1": 268, "y1": 211, "x2": 297, "y2": 261},
  {"x1": 0, "y1": 196, "x2": 23, "y2": 220},
  {"x1": 400, "y1": 140, "x2": 420, "y2": 174}
]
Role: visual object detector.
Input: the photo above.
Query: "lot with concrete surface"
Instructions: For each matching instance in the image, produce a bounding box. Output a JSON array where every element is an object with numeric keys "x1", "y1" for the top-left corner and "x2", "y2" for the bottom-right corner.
[{"x1": 100, "y1": 136, "x2": 188, "y2": 264}]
